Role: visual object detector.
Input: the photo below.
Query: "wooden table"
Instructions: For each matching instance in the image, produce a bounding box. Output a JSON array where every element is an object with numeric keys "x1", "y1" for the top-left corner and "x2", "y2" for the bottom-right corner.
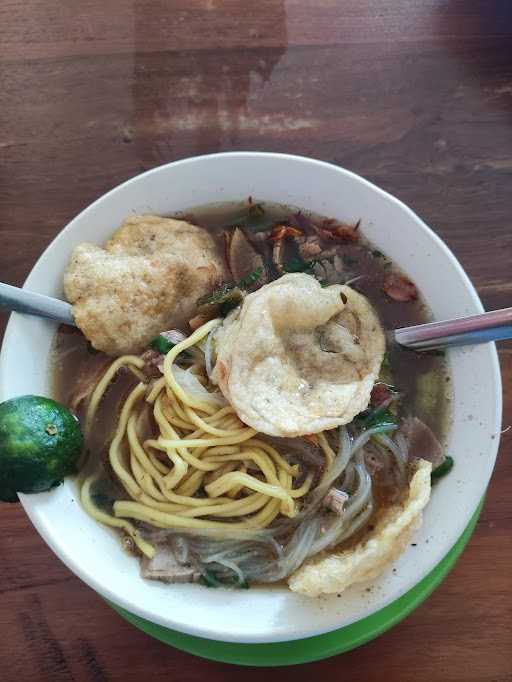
[{"x1": 1, "y1": 1, "x2": 511, "y2": 679}]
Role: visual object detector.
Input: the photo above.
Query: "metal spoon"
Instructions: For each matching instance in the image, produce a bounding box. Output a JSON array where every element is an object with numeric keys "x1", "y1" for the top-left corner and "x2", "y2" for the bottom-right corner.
[
  {"x1": 0, "y1": 282, "x2": 75, "y2": 327},
  {"x1": 393, "y1": 307, "x2": 512, "y2": 350},
  {"x1": 1, "y1": 281, "x2": 511, "y2": 350}
]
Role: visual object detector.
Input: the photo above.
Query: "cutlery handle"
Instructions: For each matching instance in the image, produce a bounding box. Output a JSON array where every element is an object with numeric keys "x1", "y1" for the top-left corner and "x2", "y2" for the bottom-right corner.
[
  {"x1": 0, "y1": 282, "x2": 76, "y2": 327},
  {"x1": 394, "y1": 307, "x2": 512, "y2": 350}
]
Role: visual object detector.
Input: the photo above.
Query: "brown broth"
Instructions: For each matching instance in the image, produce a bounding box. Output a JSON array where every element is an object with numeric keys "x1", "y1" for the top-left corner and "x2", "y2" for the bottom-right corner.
[
  {"x1": 53, "y1": 200, "x2": 450, "y2": 514},
  {"x1": 173, "y1": 199, "x2": 450, "y2": 438},
  {"x1": 52, "y1": 327, "x2": 135, "y2": 505}
]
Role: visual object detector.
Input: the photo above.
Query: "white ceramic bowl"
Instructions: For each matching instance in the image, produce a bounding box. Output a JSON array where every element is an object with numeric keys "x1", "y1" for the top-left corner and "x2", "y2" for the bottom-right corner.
[{"x1": 0, "y1": 153, "x2": 501, "y2": 643}]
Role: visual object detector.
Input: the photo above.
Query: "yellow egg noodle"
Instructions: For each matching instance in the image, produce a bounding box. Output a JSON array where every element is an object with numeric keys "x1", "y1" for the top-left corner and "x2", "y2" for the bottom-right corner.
[{"x1": 80, "y1": 319, "x2": 330, "y2": 559}]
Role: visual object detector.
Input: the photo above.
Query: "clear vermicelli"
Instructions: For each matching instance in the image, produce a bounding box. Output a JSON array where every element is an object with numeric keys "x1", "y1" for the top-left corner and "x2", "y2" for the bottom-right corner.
[
  {"x1": 52, "y1": 199, "x2": 449, "y2": 594},
  {"x1": 80, "y1": 318, "x2": 406, "y2": 586}
]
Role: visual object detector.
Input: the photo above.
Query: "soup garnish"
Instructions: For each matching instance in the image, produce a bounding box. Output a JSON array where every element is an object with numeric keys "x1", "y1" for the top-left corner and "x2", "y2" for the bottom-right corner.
[{"x1": 50, "y1": 200, "x2": 451, "y2": 596}]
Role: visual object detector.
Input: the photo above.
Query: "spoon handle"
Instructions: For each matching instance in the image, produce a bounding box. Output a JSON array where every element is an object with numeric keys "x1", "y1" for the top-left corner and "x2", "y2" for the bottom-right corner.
[
  {"x1": 0, "y1": 282, "x2": 76, "y2": 327},
  {"x1": 393, "y1": 307, "x2": 512, "y2": 350},
  {"x1": 1, "y1": 279, "x2": 510, "y2": 350}
]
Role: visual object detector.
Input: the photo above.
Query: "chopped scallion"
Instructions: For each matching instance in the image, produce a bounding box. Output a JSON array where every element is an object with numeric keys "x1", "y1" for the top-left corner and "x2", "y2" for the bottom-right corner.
[
  {"x1": 149, "y1": 335, "x2": 175, "y2": 354},
  {"x1": 431, "y1": 456, "x2": 454, "y2": 481}
]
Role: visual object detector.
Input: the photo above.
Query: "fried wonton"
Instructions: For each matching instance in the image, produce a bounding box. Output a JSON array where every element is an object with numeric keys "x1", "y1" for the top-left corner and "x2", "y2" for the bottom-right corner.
[
  {"x1": 212, "y1": 273, "x2": 385, "y2": 437},
  {"x1": 288, "y1": 458, "x2": 432, "y2": 597},
  {"x1": 64, "y1": 215, "x2": 225, "y2": 355}
]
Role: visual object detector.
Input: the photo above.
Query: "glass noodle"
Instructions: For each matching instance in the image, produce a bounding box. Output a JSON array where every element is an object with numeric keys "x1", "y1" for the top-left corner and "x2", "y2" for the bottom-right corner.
[
  {"x1": 140, "y1": 421, "x2": 406, "y2": 586},
  {"x1": 53, "y1": 199, "x2": 448, "y2": 589}
]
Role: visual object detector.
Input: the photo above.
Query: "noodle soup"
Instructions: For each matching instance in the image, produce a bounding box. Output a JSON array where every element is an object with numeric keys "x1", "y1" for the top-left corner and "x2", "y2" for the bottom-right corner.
[{"x1": 53, "y1": 201, "x2": 450, "y2": 595}]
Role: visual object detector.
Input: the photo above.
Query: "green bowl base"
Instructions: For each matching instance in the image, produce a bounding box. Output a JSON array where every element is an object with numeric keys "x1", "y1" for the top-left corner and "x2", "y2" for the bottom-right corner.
[{"x1": 108, "y1": 500, "x2": 482, "y2": 666}]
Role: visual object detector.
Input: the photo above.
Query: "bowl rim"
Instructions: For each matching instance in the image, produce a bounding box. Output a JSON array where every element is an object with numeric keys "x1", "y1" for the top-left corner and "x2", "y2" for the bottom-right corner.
[{"x1": 0, "y1": 152, "x2": 502, "y2": 643}]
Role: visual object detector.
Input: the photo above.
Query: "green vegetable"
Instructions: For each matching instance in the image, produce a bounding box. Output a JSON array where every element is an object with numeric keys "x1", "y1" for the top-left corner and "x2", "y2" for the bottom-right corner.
[
  {"x1": 0, "y1": 395, "x2": 83, "y2": 503},
  {"x1": 237, "y1": 266, "x2": 264, "y2": 290},
  {"x1": 283, "y1": 257, "x2": 317, "y2": 274},
  {"x1": 356, "y1": 407, "x2": 398, "y2": 431},
  {"x1": 199, "y1": 569, "x2": 249, "y2": 589},
  {"x1": 197, "y1": 283, "x2": 234, "y2": 306},
  {"x1": 371, "y1": 249, "x2": 385, "y2": 259},
  {"x1": 196, "y1": 268, "x2": 263, "y2": 320},
  {"x1": 197, "y1": 285, "x2": 244, "y2": 319},
  {"x1": 149, "y1": 335, "x2": 175, "y2": 354},
  {"x1": 283, "y1": 257, "x2": 334, "y2": 283},
  {"x1": 431, "y1": 456, "x2": 454, "y2": 481},
  {"x1": 200, "y1": 571, "x2": 222, "y2": 588}
]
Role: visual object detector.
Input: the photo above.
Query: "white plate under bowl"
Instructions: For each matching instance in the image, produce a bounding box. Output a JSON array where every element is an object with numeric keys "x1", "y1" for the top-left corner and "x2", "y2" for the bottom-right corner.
[{"x1": 0, "y1": 153, "x2": 502, "y2": 643}]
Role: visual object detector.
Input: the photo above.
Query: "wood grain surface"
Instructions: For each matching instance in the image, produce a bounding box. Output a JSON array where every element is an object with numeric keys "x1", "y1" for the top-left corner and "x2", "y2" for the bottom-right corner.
[{"x1": 1, "y1": 1, "x2": 511, "y2": 679}]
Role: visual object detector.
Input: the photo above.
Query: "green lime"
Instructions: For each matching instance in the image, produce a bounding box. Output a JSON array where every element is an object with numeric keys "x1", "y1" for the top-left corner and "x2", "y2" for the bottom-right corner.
[{"x1": 0, "y1": 395, "x2": 83, "y2": 503}]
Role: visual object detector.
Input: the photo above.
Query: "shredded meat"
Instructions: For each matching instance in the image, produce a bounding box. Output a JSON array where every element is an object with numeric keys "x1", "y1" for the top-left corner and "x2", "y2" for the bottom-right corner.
[
  {"x1": 141, "y1": 349, "x2": 164, "y2": 379},
  {"x1": 370, "y1": 382, "x2": 397, "y2": 407},
  {"x1": 160, "y1": 329, "x2": 187, "y2": 345},
  {"x1": 297, "y1": 235, "x2": 323, "y2": 260},
  {"x1": 371, "y1": 382, "x2": 390, "y2": 406},
  {"x1": 323, "y1": 488, "x2": 348, "y2": 514},
  {"x1": 383, "y1": 274, "x2": 418, "y2": 302},
  {"x1": 401, "y1": 416, "x2": 445, "y2": 469},
  {"x1": 272, "y1": 238, "x2": 285, "y2": 270},
  {"x1": 189, "y1": 313, "x2": 211, "y2": 330},
  {"x1": 140, "y1": 546, "x2": 200, "y2": 584},
  {"x1": 269, "y1": 224, "x2": 303, "y2": 242},
  {"x1": 316, "y1": 219, "x2": 360, "y2": 243},
  {"x1": 227, "y1": 228, "x2": 266, "y2": 284},
  {"x1": 364, "y1": 443, "x2": 402, "y2": 502}
]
